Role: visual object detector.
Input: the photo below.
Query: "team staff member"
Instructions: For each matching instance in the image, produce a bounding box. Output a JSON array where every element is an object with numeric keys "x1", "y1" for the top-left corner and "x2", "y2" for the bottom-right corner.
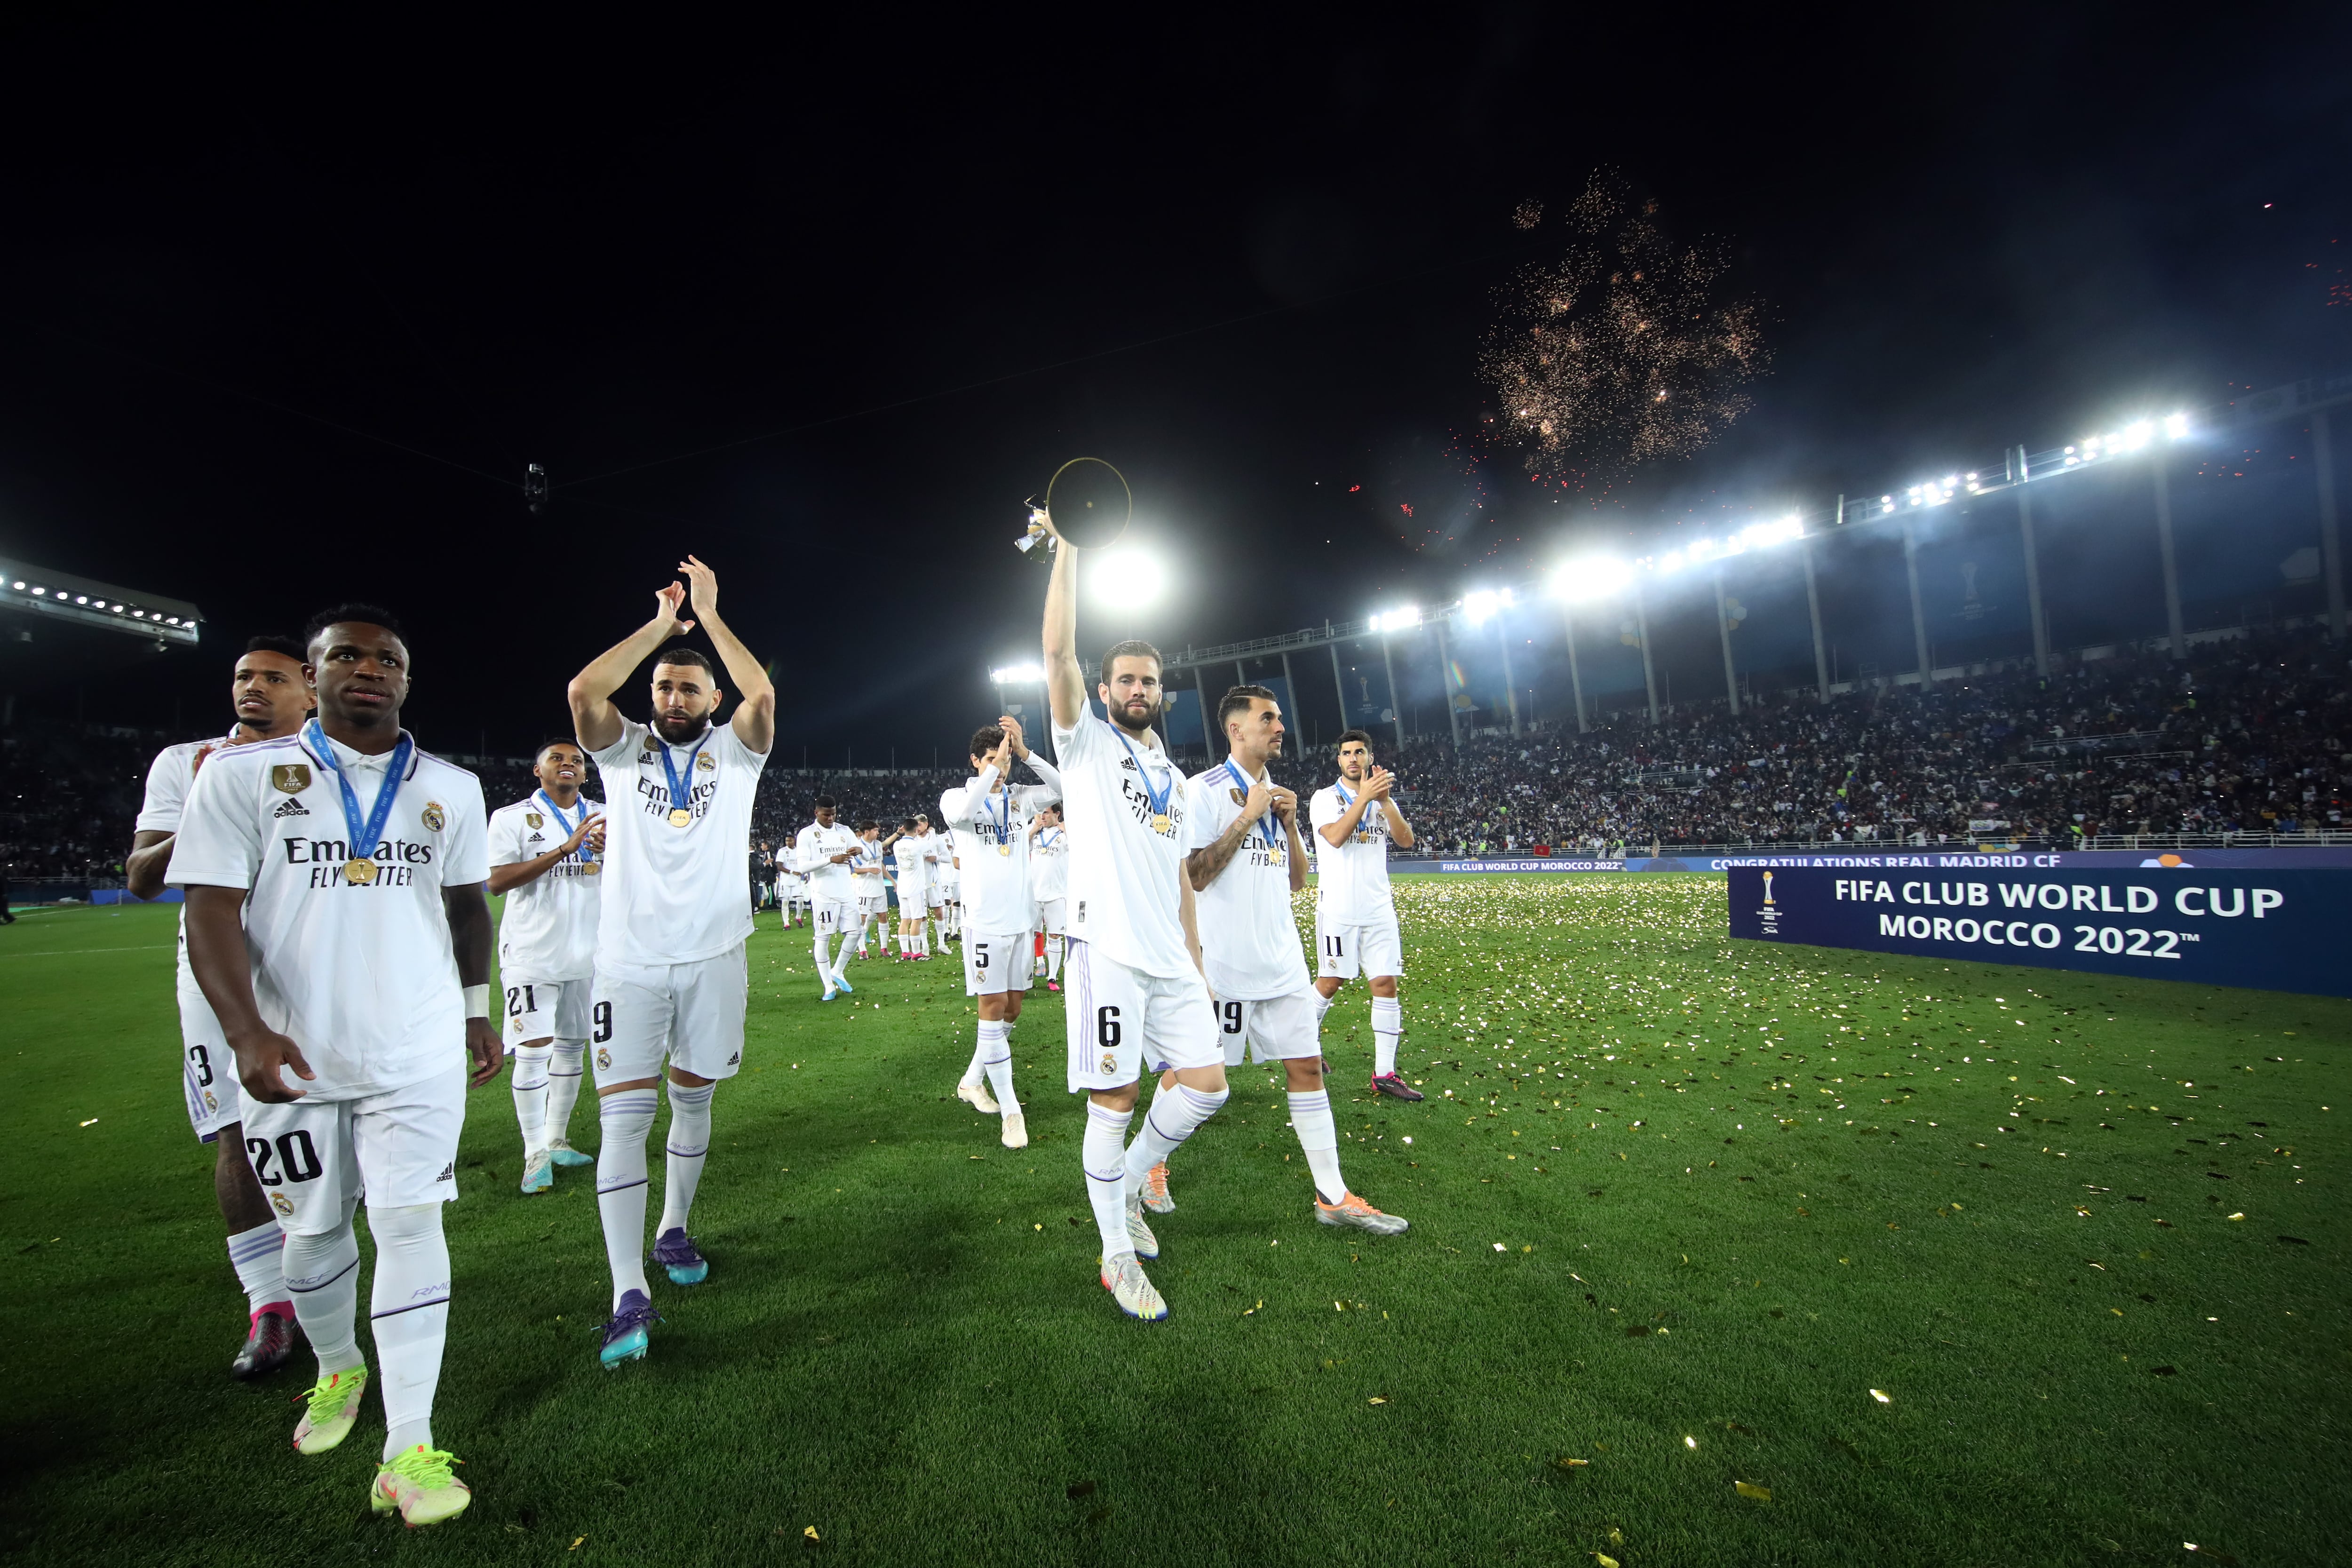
[
  {"x1": 568, "y1": 559, "x2": 774, "y2": 1368},
  {"x1": 127, "y1": 634, "x2": 314, "y2": 1380},
  {"x1": 172, "y1": 606, "x2": 498, "y2": 1528}
]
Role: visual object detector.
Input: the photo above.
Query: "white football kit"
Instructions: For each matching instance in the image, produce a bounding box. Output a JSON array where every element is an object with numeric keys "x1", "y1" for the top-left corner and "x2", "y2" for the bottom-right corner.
[
  {"x1": 1029, "y1": 824, "x2": 1068, "y2": 934},
  {"x1": 488, "y1": 791, "x2": 603, "y2": 1047},
  {"x1": 930, "y1": 829, "x2": 958, "y2": 908},
  {"x1": 1050, "y1": 712, "x2": 1217, "y2": 1089},
  {"x1": 940, "y1": 755, "x2": 1062, "y2": 996},
  {"x1": 891, "y1": 834, "x2": 930, "y2": 912},
  {"x1": 137, "y1": 729, "x2": 248, "y2": 1140},
  {"x1": 1310, "y1": 781, "x2": 1405, "y2": 980},
  {"x1": 794, "y1": 818, "x2": 865, "y2": 986},
  {"x1": 166, "y1": 730, "x2": 489, "y2": 1232},
  {"x1": 853, "y1": 838, "x2": 889, "y2": 922},
  {"x1": 1185, "y1": 759, "x2": 1319, "y2": 1066},
  {"x1": 586, "y1": 719, "x2": 768, "y2": 1086}
]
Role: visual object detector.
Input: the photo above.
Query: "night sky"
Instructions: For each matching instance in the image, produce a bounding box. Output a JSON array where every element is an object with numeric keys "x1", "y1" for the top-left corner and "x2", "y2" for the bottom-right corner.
[{"x1": 2, "y1": 10, "x2": 2347, "y2": 759}]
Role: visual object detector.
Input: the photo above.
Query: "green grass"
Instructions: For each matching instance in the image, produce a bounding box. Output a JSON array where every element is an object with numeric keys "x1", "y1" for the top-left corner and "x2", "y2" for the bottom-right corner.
[{"x1": 1, "y1": 876, "x2": 2346, "y2": 1567}]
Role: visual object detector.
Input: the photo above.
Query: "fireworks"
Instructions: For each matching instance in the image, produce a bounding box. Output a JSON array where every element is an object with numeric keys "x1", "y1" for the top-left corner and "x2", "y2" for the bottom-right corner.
[{"x1": 1479, "y1": 172, "x2": 1769, "y2": 477}]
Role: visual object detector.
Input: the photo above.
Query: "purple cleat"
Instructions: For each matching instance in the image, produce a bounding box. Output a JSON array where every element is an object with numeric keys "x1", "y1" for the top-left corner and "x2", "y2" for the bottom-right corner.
[
  {"x1": 652, "y1": 1227, "x2": 709, "y2": 1286},
  {"x1": 598, "y1": 1289, "x2": 661, "y2": 1368}
]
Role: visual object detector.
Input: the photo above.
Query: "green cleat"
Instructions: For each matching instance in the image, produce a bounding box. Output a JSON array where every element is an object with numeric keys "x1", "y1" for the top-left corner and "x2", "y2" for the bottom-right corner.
[
  {"x1": 371, "y1": 1444, "x2": 472, "y2": 1527},
  {"x1": 293, "y1": 1366, "x2": 369, "y2": 1456}
]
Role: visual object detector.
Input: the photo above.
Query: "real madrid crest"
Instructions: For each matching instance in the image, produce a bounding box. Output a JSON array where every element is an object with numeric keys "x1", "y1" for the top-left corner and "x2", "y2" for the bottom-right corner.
[
  {"x1": 270, "y1": 1193, "x2": 294, "y2": 1217},
  {"x1": 526, "y1": 812, "x2": 545, "y2": 828},
  {"x1": 696, "y1": 752, "x2": 715, "y2": 771},
  {"x1": 422, "y1": 801, "x2": 447, "y2": 832},
  {"x1": 270, "y1": 763, "x2": 312, "y2": 794}
]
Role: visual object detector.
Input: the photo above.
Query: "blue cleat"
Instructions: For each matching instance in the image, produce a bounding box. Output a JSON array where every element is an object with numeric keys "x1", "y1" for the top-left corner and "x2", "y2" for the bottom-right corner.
[
  {"x1": 833, "y1": 972, "x2": 854, "y2": 995},
  {"x1": 653, "y1": 1227, "x2": 709, "y2": 1286},
  {"x1": 821, "y1": 987, "x2": 839, "y2": 1003},
  {"x1": 598, "y1": 1289, "x2": 661, "y2": 1368},
  {"x1": 547, "y1": 1139, "x2": 595, "y2": 1168},
  {"x1": 519, "y1": 1149, "x2": 553, "y2": 1194}
]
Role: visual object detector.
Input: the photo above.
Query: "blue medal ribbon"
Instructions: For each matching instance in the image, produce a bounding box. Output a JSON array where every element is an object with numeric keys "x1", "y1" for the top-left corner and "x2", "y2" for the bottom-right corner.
[
  {"x1": 1223, "y1": 761, "x2": 1282, "y2": 850},
  {"x1": 988, "y1": 781, "x2": 1013, "y2": 847},
  {"x1": 305, "y1": 718, "x2": 414, "y2": 868},
  {"x1": 536, "y1": 789, "x2": 592, "y2": 864},
  {"x1": 1110, "y1": 724, "x2": 1176, "y2": 828},
  {"x1": 658, "y1": 729, "x2": 711, "y2": 819}
]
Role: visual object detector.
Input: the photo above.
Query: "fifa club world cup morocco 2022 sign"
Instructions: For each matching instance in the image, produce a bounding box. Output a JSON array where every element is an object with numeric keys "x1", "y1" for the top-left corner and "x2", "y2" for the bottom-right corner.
[{"x1": 1727, "y1": 864, "x2": 2351, "y2": 999}]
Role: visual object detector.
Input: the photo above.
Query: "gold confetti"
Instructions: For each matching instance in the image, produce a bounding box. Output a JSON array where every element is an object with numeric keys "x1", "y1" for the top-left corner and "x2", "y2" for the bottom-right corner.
[
  {"x1": 1595, "y1": 1556, "x2": 1620, "y2": 1568},
  {"x1": 569, "y1": 1539, "x2": 585, "y2": 1552},
  {"x1": 1368, "y1": 1396, "x2": 1388, "y2": 1405},
  {"x1": 79, "y1": 1118, "x2": 98, "y2": 1128},
  {"x1": 1869, "y1": 1389, "x2": 1891, "y2": 1404},
  {"x1": 1684, "y1": 1434, "x2": 1697, "y2": 1448},
  {"x1": 2227, "y1": 1212, "x2": 2245, "y2": 1221},
  {"x1": 1551, "y1": 1456, "x2": 1590, "y2": 1470},
  {"x1": 1734, "y1": 1480, "x2": 1772, "y2": 1500},
  {"x1": 803, "y1": 1526, "x2": 820, "y2": 1541}
]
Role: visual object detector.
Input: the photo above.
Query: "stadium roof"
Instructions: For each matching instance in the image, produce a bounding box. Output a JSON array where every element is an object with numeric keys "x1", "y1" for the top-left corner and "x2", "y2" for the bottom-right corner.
[{"x1": 0, "y1": 560, "x2": 201, "y2": 646}]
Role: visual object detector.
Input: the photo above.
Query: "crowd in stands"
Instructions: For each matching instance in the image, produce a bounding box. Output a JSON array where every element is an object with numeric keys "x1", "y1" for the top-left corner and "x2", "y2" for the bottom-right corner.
[{"x1": 3, "y1": 627, "x2": 2344, "y2": 889}]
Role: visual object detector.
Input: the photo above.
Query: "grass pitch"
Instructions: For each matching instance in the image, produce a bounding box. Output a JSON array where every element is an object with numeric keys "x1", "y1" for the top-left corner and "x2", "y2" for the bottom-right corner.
[{"x1": 1, "y1": 876, "x2": 2346, "y2": 1567}]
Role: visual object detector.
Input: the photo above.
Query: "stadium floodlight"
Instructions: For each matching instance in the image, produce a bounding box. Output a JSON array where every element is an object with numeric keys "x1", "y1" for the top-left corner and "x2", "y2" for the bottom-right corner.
[
  {"x1": 2164, "y1": 411, "x2": 2191, "y2": 438},
  {"x1": 1461, "y1": 588, "x2": 1514, "y2": 627},
  {"x1": 1088, "y1": 547, "x2": 1166, "y2": 610},
  {"x1": 1659, "y1": 549, "x2": 1686, "y2": 572},
  {"x1": 2121, "y1": 420, "x2": 2153, "y2": 450},
  {"x1": 1551, "y1": 557, "x2": 1634, "y2": 601},
  {"x1": 989, "y1": 662, "x2": 1045, "y2": 685},
  {"x1": 1370, "y1": 605, "x2": 1422, "y2": 634}
]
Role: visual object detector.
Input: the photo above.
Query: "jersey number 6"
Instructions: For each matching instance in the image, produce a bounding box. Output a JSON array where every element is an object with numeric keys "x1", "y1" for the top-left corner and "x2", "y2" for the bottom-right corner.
[{"x1": 1095, "y1": 1005, "x2": 1121, "y2": 1048}]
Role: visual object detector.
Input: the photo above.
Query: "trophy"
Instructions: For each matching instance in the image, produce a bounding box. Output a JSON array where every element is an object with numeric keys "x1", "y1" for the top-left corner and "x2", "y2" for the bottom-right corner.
[{"x1": 1016, "y1": 457, "x2": 1132, "y2": 557}]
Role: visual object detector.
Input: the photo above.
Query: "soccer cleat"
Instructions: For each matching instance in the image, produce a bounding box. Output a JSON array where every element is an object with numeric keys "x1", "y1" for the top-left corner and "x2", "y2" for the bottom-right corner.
[
  {"x1": 821, "y1": 987, "x2": 839, "y2": 1003},
  {"x1": 232, "y1": 1306, "x2": 298, "y2": 1380},
  {"x1": 955, "y1": 1080, "x2": 999, "y2": 1114},
  {"x1": 652, "y1": 1227, "x2": 709, "y2": 1286},
  {"x1": 547, "y1": 1139, "x2": 594, "y2": 1168},
  {"x1": 1099, "y1": 1255, "x2": 1168, "y2": 1321},
  {"x1": 293, "y1": 1365, "x2": 369, "y2": 1455},
  {"x1": 372, "y1": 1444, "x2": 471, "y2": 1527},
  {"x1": 833, "y1": 973, "x2": 855, "y2": 995},
  {"x1": 856, "y1": 948, "x2": 869, "y2": 960},
  {"x1": 1140, "y1": 1161, "x2": 1175, "y2": 1214},
  {"x1": 1046, "y1": 980, "x2": 1061, "y2": 993},
  {"x1": 1370, "y1": 1072, "x2": 1425, "y2": 1102},
  {"x1": 1000, "y1": 1112, "x2": 1028, "y2": 1150},
  {"x1": 1315, "y1": 1192, "x2": 1410, "y2": 1236},
  {"x1": 598, "y1": 1289, "x2": 661, "y2": 1367},
  {"x1": 520, "y1": 1149, "x2": 553, "y2": 1194},
  {"x1": 1124, "y1": 1197, "x2": 1160, "y2": 1260}
]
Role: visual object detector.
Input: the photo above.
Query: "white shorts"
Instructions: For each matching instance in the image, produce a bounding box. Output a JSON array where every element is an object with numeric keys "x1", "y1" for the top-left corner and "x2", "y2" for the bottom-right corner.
[
  {"x1": 935, "y1": 879, "x2": 958, "y2": 905},
  {"x1": 859, "y1": 894, "x2": 889, "y2": 922},
  {"x1": 178, "y1": 978, "x2": 241, "y2": 1142},
  {"x1": 896, "y1": 873, "x2": 930, "y2": 911},
  {"x1": 776, "y1": 875, "x2": 805, "y2": 901},
  {"x1": 962, "y1": 929, "x2": 1035, "y2": 997},
  {"x1": 1215, "y1": 987, "x2": 1324, "y2": 1066},
  {"x1": 1064, "y1": 938, "x2": 1222, "y2": 1090},
  {"x1": 239, "y1": 1065, "x2": 467, "y2": 1234},
  {"x1": 1316, "y1": 911, "x2": 1404, "y2": 981},
  {"x1": 1035, "y1": 898, "x2": 1067, "y2": 936},
  {"x1": 590, "y1": 944, "x2": 749, "y2": 1088},
  {"x1": 815, "y1": 898, "x2": 861, "y2": 937},
  {"x1": 502, "y1": 974, "x2": 592, "y2": 1049}
]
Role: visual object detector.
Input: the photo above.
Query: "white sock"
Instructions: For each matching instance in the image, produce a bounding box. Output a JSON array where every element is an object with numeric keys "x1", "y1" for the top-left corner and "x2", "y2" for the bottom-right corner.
[
  {"x1": 658, "y1": 1081, "x2": 715, "y2": 1236},
  {"x1": 1083, "y1": 1102, "x2": 1136, "y2": 1261},
  {"x1": 366, "y1": 1202, "x2": 449, "y2": 1460},
  {"x1": 226, "y1": 1218, "x2": 287, "y2": 1314},
  {"x1": 545, "y1": 1040, "x2": 587, "y2": 1146},
  {"x1": 1313, "y1": 991, "x2": 1335, "y2": 1028},
  {"x1": 977, "y1": 1019, "x2": 1018, "y2": 1117},
  {"x1": 596, "y1": 1089, "x2": 658, "y2": 1308},
  {"x1": 1045, "y1": 934, "x2": 1063, "y2": 980},
  {"x1": 1124, "y1": 1083, "x2": 1229, "y2": 1194},
  {"x1": 511, "y1": 1043, "x2": 552, "y2": 1157},
  {"x1": 1288, "y1": 1089, "x2": 1348, "y2": 1203},
  {"x1": 282, "y1": 1207, "x2": 362, "y2": 1376},
  {"x1": 1371, "y1": 996, "x2": 1402, "y2": 1078},
  {"x1": 814, "y1": 927, "x2": 836, "y2": 987}
]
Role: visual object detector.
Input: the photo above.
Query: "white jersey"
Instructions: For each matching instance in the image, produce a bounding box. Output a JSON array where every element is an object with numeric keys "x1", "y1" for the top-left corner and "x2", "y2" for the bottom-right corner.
[
  {"x1": 793, "y1": 820, "x2": 863, "y2": 900},
  {"x1": 588, "y1": 718, "x2": 769, "y2": 968},
  {"x1": 852, "y1": 838, "x2": 888, "y2": 901},
  {"x1": 1184, "y1": 758, "x2": 1310, "y2": 1000},
  {"x1": 488, "y1": 792, "x2": 603, "y2": 981},
  {"x1": 165, "y1": 730, "x2": 489, "y2": 1099},
  {"x1": 940, "y1": 756, "x2": 1063, "y2": 932},
  {"x1": 1029, "y1": 825, "x2": 1069, "y2": 903},
  {"x1": 136, "y1": 728, "x2": 246, "y2": 998},
  {"x1": 1050, "y1": 710, "x2": 1193, "y2": 979},
  {"x1": 1311, "y1": 780, "x2": 1398, "y2": 924},
  {"x1": 930, "y1": 830, "x2": 958, "y2": 889},
  {"x1": 892, "y1": 836, "x2": 930, "y2": 900}
]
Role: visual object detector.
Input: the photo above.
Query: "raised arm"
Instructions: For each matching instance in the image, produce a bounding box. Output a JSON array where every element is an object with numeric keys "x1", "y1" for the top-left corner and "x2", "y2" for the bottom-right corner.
[
  {"x1": 679, "y1": 555, "x2": 776, "y2": 755},
  {"x1": 570, "y1": 582, "x2": 693, "y2": 752},
  {"x1": 945, "y1": 764, "x2": 1002, "y2": 828},
  {"x1": 1041, "y1": 526, "x2": 1085, "y2": 729},
  {"x1": 1370, "y1": 766, "x2": 1413, "y2": 849}
]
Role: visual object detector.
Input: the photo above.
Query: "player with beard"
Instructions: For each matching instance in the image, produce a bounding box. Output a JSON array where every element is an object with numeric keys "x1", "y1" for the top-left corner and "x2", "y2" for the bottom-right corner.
[
  {"x1": 171, "y1": 606, "x2": 499, "y2": 1526},
  {"x1": 1143, "y1": 689, "x2": 1408, "y2": 1234},
  {"x1": 1310, "y1": 730, "x2": 1418, "y2": 1098},
  {"x1": 567, "y1": 560, "x2": 774, "y2": 1367},
  {"x1": 127, "y1": 635, "x2": 314, "y2": 1379},
  {"x1": 941, "y1": 715, "x2": 1062, "y2": 1147},
  {"x1": 1039, "y1": 519, "x2": 1224, "y2": 1322},
  {"x1": 487, "y1": 741, "x2": 605, "y2": 1193}
]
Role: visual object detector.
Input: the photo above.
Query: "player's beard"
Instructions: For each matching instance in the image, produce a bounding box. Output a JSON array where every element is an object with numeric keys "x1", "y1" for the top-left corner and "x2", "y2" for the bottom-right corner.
[
  {"x1": 1340, "y1": 757, "x2": 1366, "y2": 783},
  {"x1": 652, "y1": 708, "x2": 712, "y2": 745},
  {"x1": 1109, "y1": 693, "x2": 1161, "y2": 738}
]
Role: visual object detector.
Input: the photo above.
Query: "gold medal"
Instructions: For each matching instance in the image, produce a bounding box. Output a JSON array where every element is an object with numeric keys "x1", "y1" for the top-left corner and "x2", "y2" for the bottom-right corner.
[
  {"x1": 343, "y1": 858, "x2": 379, "y2": 885},
  {"x1": 582, "y1": 862, "x2": 602, "y2": 876},
  {"x1": 1151, "y1": 813, "x2": 1171, "y2": 833},
  {"x1": 668, "y1": 808, "x2": 693, "y2": 828},
  {"x1": 998, "y1": 844, "x2": 1011, "y2": 856}
]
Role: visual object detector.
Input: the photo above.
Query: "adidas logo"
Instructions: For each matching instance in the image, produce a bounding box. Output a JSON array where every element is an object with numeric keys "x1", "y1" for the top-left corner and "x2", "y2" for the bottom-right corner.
[
  {"x1": 527, "y1": 833, "x2": 545, "y2": 844},
  {"x1": 272, "y1": 798, "x2": 311, "y2": 818},
  {"x1": 727, "y1": 1051, "x2": 741, "y2": 1065},
  {"x1": 435, "y1": 1162, "x2": 455, "y2": 1182}
]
